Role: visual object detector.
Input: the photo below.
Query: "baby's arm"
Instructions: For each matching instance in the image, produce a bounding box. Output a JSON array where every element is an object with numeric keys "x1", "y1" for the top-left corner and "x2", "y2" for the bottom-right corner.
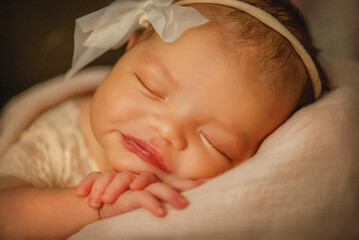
[{"x1": 0, "y1": 176, "x2": 99, "y2": 239}]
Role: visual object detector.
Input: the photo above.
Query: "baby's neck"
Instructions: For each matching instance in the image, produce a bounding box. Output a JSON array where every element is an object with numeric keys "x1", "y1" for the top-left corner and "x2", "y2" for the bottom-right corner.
[{"x1": 75, "y1": 95, "x2": 112, "y2": 171}]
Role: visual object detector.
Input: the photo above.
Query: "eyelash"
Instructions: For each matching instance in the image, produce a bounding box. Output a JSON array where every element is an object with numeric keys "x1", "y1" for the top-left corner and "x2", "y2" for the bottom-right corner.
[
  {"x1": 135, "y1": 74, "x2": 163, "y2": 100},
  {"x1": 200, "y1": 132, "x2": 232, "y2": 162}
]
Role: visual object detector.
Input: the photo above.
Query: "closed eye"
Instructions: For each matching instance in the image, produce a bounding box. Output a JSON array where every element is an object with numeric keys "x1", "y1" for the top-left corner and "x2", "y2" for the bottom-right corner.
[
  {"x1": 200, "y1": 132, "x2": 232, "y2": 162},
  {"x1": 135, "y1": 74, "x2": 164, "y2": 100}
]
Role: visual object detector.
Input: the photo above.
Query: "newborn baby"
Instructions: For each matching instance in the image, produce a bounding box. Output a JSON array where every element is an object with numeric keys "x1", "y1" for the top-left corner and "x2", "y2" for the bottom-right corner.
[{"x1": 0, "y1": 0, "x2": 327, "y2": 238}]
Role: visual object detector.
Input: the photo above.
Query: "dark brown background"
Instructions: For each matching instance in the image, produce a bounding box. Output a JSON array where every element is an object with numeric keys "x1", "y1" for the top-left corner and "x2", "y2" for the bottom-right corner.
[
  {"x1": 1, "y1": 0, "x2": 358, "y2": 110},
  {"x1": 0, "y1": 0, "x2": 121, "y2": 110}
]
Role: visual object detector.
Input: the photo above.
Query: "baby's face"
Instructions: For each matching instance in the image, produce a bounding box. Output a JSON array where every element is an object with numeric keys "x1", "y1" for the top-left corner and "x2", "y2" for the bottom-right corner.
[{"x1": 90, "y1": 26, "x2": 296, "y2": 181}]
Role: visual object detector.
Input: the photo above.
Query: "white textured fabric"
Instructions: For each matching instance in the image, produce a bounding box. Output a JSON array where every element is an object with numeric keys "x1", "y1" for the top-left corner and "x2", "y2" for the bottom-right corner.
[
  {"x1": 0, "y1": 66, "x2": 110, "y2": 157},
  {"x1": 68, "y1": 59, "x2": 359, "y2": 240},
  {"x1": 65, "y1": 0, "x2": 209, "y2": 80},
  {"x1": 0, "y1": 100, "x2": 99, "y2": 187}
]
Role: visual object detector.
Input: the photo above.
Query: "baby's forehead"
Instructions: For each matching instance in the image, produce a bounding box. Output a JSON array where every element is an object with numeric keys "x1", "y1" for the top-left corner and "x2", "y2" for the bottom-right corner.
[
  {"x1": 133, "y1": 50, "x2": 280, "y2": 123},
  {"x1": 139, "y1": 19, "x2": 265, "y2": 70},
  {"x1": 135, "y1": 31, "x2": 276, "y2": 95},
  {"x1": 133, "y1": 23, "x2": 296, "y2": 105}
]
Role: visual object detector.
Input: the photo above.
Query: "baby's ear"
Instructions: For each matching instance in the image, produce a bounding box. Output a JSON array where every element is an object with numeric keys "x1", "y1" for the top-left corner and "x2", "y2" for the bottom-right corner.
[{"x1": 126, "y1": 33, "x2": 140, "y2": 52}]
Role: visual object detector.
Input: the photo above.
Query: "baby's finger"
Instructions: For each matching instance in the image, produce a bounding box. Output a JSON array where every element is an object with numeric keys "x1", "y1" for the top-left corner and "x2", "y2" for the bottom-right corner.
[
  {"x1": 145, "y1": 182, "x2": 188, "y2": 209},
  {"x1": 99, "y1": 190, "x2": 166, "y2": 219},
  {"x1": 88, "y1": 171, "x2": 116, "y2": 208},
  {"x1": 127, "y1": 191, "x2": 166, "y2": 218},
  {"x1": 76, "y1": 172, "x2": 100, "y2": 197},
  {"x1": 167, "y1": 178, "x2": 211, "y2": 192},
  {"x1": 129, "y1": 172, "x2": 158, "y2": 190},
  {"x1": 101, "y1": 171, "x2": 136, "y2": 204}
]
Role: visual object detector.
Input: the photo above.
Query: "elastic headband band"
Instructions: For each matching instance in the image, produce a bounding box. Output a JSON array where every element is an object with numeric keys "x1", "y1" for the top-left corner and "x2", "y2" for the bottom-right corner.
[
  {"x1": 176, "y1": 0, "x2": 322, "y2": 99},
  {"x1": 66, "y1": 0, "x2": 322, "y2": 99}
]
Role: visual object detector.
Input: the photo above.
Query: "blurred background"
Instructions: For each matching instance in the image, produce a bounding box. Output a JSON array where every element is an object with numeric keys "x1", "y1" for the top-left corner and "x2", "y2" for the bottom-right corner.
[{"x1": 0, "y1": 0, "x2": 358, "y2": 110}]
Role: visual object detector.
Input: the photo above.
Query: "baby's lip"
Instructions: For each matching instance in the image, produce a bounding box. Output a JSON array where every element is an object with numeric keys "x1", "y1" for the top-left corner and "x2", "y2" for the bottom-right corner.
[{"x1": 121, "y1": 133, "x2": 170, "y2": 173}]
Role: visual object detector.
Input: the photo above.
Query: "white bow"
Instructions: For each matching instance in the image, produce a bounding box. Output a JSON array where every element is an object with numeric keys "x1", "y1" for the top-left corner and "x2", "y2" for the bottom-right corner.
[{"x1": 65, "y1": 0, "x2": 209, "y2": 80}]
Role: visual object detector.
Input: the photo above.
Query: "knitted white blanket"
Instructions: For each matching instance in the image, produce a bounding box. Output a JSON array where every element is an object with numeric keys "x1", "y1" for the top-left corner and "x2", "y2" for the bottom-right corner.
[{"x1": 0, "y1": 66, "x2": 111, "y2": 157}]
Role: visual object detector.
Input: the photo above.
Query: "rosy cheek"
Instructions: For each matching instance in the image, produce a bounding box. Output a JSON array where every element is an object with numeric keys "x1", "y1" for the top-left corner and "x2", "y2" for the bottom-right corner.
[
  {"x1": 107, "y1": 152, "x2": 138, "y2": 172},
  {"x1": 174, "y1": 149, "x2": 231, "y2": 179}
]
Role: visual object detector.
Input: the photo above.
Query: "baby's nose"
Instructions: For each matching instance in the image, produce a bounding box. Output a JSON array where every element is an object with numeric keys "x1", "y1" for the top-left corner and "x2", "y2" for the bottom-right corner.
[{"x1": 148, "y1": 115, "x2": 187, "y2": 151}]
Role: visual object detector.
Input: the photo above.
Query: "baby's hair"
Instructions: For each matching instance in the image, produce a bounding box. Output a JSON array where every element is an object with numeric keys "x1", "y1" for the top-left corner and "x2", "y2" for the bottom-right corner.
[
  {"x1": 185, "y1": 0, "x2": 328, "y2": 110},
  {"x1": 139, "y1": 0, "x2": 328, "y2": 110}
]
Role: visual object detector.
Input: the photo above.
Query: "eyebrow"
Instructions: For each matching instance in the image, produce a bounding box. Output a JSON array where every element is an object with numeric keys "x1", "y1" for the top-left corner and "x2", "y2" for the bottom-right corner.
[{"x1": 140, "y1": 55, "x2": 176, "y2": 85}]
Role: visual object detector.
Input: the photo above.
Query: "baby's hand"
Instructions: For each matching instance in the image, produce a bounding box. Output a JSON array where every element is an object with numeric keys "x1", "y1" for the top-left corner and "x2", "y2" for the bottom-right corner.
[
  {"x1": 99, "y1": 181, "x2": 187, "y2": 219},
  {"x1": 76, "y1": 171, "x2": 158, "y2": 208},
  {"x1": 99, "y1": 177, "x2": 211, "y2": 219}
]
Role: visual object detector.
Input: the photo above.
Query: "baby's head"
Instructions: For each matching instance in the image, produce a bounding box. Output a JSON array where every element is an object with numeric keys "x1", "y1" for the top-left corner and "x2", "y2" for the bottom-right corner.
[{"x1": 73, "y1": 0, "x2": 327, "y2": 182}]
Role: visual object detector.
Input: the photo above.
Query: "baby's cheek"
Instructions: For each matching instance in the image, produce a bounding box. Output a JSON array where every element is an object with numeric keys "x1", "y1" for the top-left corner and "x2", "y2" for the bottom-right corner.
[
  {"x1": 106, "y1": 151, "x2": 137, "y2": 172},
  {"x1": 175, "y1": 153, "x2": 232, "y2": 180}
]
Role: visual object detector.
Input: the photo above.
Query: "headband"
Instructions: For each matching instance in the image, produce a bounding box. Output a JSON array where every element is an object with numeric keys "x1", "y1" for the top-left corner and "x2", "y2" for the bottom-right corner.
[{"x1": 65, "y1": 0, "x2": 322, "y2": 99}]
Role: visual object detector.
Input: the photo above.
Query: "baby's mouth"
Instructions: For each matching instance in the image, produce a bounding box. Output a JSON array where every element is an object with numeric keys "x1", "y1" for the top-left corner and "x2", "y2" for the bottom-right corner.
[{"x1": 121, "y1": 133, "x2": 169, "y2": 173}]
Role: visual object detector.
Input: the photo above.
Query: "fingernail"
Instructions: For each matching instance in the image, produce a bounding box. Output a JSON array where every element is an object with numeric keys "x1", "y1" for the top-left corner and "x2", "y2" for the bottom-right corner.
[
  {"x1": 76, "y1": 188, "x2": 85, "y2": 195},
  {"x1": 89, "y1": 198, "x2": 100, "y2": 207},
  {"x1": 178, "y1": 196, "x2": 188, "y2": 207},
  {"x1": 157, "y1": 207, "x2": 166, "y2": 216}
]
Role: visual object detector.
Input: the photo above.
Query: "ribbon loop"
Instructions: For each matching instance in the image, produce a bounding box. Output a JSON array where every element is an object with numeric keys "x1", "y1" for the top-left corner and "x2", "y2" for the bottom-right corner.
[{"x1": 65, "y1": 0, "x2": 209, "y2": 80}]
